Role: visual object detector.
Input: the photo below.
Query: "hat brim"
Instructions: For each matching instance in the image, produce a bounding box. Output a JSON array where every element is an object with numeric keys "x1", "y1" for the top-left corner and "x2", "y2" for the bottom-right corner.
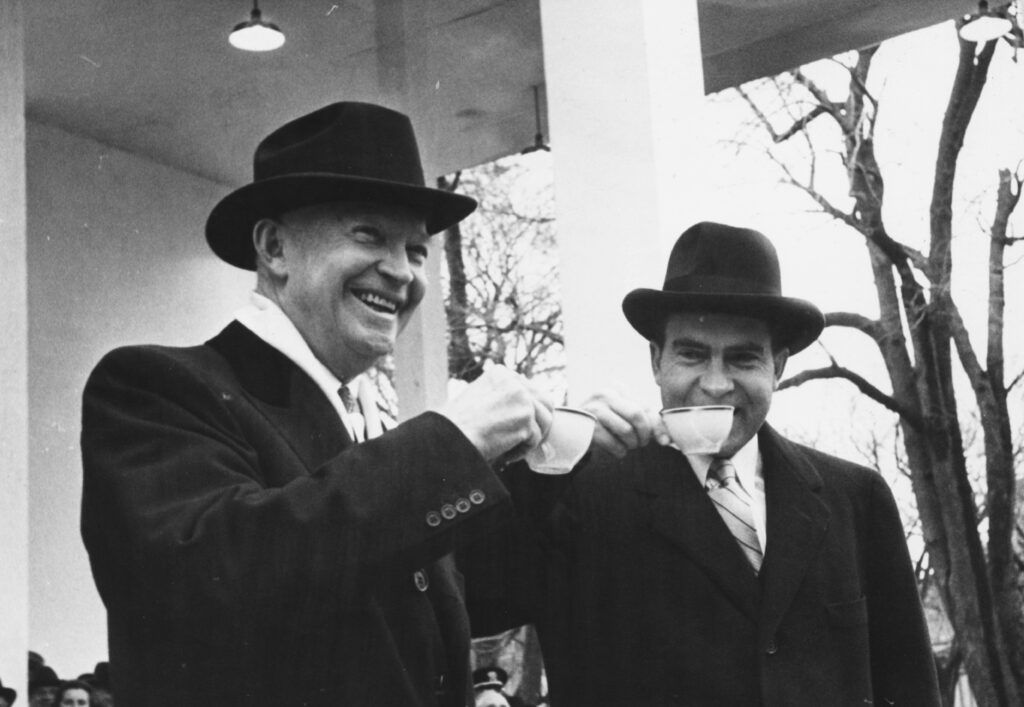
[
  {"x1": 474, "y1": 680, "x2": 506, "y2": 691},
  {"x1": 622, "y1": 289, "x2": 825, "y2": 354},
  {"x1": 206, "y1": 174, "x2": 478, "y2": 270}
]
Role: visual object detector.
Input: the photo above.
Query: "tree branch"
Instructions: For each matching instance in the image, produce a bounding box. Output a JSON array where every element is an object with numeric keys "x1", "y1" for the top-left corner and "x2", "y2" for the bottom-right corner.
[
  {"x1": 824, "y1": 311, "x2": 883, "y2": 340},
  {"x1": 779, "y1": 363, "x2": 922, "y2": 428},
  {"x1": 792, "y1": 69, "x2": 840, "y2": 118}
]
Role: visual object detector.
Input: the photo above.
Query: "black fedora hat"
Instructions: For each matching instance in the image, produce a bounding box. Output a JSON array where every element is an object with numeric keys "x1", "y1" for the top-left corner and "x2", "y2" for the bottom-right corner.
[
  {"x1": 0, "y1": 676, "x2": 15, "y2": 704},
  {"x1": 472, "y1": 666, "x2": 508, "y2": 691},
  {"x1": 622, "y1": 222, "x2": 824, "y2": 353},
  {"x1": 206, "y1": 101, "x2": 477, "y2": 270},
  {"x1": 28, "y1": 665, "x2": 60, "y2": 691}
]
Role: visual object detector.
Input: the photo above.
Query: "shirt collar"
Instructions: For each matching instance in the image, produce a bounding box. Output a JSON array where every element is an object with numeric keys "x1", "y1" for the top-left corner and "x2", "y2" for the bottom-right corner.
[
  {"x1": 234, "y1": 292, "x2": 363, "y2": 421},
  {"x1": 685, "y1": 434, "x2": 761, "y2": 493}
]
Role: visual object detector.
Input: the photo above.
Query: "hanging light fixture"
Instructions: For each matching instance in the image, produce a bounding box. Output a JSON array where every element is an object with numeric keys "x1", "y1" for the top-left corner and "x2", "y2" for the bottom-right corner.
[
  {"x1": 229, "y1": 0, "x2": 285, "y2": 52},
  {"x1": 959, "y1": 1, "x2": 1014, "y2": 43},
  {"x1": 521, "y1": 85, "x2": 551, "y2": 154}
]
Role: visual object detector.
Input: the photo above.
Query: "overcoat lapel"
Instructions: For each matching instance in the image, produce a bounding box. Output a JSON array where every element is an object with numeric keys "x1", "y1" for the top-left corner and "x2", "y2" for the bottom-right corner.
[
  {"x1": 757, "y1": 426, "x2": 831, "y2": 637},
  {"x1": 640, "y1": 445, "x2": 760, "y2": 623},
  {"x1": 207, "y1": 321, "x2": 350, "y2": 472}
]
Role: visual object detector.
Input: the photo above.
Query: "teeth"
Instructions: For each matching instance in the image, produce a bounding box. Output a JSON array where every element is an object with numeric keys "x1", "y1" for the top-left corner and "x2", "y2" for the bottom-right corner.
[{"x1": 355, "y1": 291, "x2": 399, "y2": 314}]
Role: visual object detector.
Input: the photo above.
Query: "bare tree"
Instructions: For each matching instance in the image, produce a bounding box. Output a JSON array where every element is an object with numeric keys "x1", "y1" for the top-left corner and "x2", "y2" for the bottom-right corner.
[
  {"x1": 736, "y1": 27, "x2": 1023, "y2": 706},
  {"x1": 439, "y1": 158, "x2": 565, "y2": 395},
  {"x1": 439, "y1": 155, "x2": 561, "y2": 704}
]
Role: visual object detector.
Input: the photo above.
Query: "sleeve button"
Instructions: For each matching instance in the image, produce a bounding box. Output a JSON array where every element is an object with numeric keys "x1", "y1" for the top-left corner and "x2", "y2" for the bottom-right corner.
[
  {"x1": 413, "y1": 570, "x2": 429, "y2": 592},
  {"x1": 425, "y1": 510, "x2": 442, "y2": 527},
  {"x1": 441, "y1": 503, "x2": 457, "y2": 520},
  {"x1": 469, "y1": 489, "x2": 486, "y2": 505},
  {"x1": 455, "y1": 498, "x2": 471, "y2": 513}
]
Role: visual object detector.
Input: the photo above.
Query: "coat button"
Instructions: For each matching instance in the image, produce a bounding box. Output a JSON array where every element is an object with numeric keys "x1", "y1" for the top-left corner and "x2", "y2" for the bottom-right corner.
[
  {"x1": 469, "y1": 489, "x2": 486, "y2": 505},
  {"x1": 765, "y1": 638, "x2": 778, "y2": 655},
  {"x1": 425, "y1": 510, "x2": 442, "y2": 527},
  {"x1": 413, "y1": 570, "x2": 429, "y2": 592},
  {"x1": 455, "y1": 498, "x2": 471, "y2": 513},
  {"x1": 441, "y1": 503, "x2": 457, "y2": 520}
]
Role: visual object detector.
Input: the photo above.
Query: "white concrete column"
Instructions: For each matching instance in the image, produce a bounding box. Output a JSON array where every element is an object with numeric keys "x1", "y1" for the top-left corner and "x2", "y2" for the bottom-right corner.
[
  {"x1": 0, "y1": 0, "x2": 29, "y2": 698},
  {"x1": 539, "y1": 0, "x2": 708, "y2": 405},
  {"x1": 394, "y1": 252, "x2": 449, "y2": 420},
  {"x1": 390, "y1": 0, "x2": 450, "y2": 419}
]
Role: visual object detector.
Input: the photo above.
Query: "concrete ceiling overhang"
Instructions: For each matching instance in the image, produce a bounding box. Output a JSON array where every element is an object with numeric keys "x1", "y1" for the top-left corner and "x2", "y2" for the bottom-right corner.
[{"x1": 25, "y1": 0, "x2": 975, "y2": 188}]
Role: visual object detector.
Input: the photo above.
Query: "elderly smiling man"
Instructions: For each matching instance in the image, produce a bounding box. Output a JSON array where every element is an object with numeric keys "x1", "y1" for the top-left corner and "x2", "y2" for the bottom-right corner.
[
  {"x1": 465, "y1": 222, "x2": 941, "y2": 706},
  {"x1": 80, "y1": 102, "x2": 555, "y2": 706}
]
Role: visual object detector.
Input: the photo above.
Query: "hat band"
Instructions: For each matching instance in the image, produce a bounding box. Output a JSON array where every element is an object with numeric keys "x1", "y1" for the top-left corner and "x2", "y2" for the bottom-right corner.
[{"x1": 662, "y1": 274, "x2": 780, "y2": 297}]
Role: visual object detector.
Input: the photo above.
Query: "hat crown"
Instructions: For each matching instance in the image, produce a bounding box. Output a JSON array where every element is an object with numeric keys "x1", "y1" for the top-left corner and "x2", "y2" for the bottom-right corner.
[
  {"x1": 620, "y1": 221, "x2": 825, "y2": 353},
  {"x1": 205, "y1": 101, "x2": 477, "y2": 269},
  {"x1": 254, "y1": 102, "x2": 426, "y2": 187},
  {"x1": 663, "y1": 222, "x2": 781, "y2": 297}
]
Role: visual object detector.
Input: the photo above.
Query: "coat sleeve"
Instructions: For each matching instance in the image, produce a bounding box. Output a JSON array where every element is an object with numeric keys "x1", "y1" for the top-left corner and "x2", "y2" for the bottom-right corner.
[
  {"x1": 460, "y1": 459, "x2": 578, "y2": 637},
  {"x1": 864, "y1": 473, "x2": 941, "y2": 705},
  {"x1": 81, "y1": 345, "x2": 510, "y2": 627}
]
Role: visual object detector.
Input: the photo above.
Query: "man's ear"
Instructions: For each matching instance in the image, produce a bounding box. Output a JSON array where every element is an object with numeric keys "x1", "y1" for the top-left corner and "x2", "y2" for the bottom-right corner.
[
  {"x1": 772, "y1": 347, "x2": 790, "y2": 389},
  {"x1": 252, "y1": 218, "x2": 288, "y2": 278},
  {"x1": 650, "y1": 340, "x2": 663, "y2": 382}
]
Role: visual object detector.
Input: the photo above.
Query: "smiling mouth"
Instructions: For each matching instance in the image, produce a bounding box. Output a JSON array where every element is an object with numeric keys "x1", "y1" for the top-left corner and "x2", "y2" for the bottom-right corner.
[{"x1": 353, "y1": 289, "x2": 401, "y2": 315}]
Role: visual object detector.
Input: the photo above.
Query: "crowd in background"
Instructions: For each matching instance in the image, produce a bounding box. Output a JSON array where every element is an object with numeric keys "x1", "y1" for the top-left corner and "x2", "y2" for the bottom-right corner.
[
  {"x1": 2, "y1": 654, "x2": 541, "y2": 707},
  {"x1": 0, "y1": 652, "x2": 115, "y2": 707}
]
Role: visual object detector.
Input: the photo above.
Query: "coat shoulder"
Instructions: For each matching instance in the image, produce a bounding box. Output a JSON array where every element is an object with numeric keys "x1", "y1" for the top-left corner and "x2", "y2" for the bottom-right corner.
[
  {"x1": 773, "y1": 433, "x2": 896, "y2": 511},
  {"x1": 87, "y1": 327, "x2": 242, "y2": 395}
]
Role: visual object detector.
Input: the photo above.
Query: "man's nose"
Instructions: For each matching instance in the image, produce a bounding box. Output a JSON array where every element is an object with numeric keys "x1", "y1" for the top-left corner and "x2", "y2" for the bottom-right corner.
[
  {"x1": 699, "y1": 359, "x2": 734, "y2": 397},
  {"x1": 378, "y1": 244, "x2": 414, "y2": 284}
]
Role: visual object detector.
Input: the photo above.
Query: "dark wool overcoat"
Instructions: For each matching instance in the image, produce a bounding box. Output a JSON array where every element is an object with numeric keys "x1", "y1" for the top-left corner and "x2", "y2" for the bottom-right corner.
[
  {"x1": 463, "y1": 428, "x2": 941, "y2": 707},
  {"x1": 81, "y1": 322, "x2": 508, "y2": 706}
]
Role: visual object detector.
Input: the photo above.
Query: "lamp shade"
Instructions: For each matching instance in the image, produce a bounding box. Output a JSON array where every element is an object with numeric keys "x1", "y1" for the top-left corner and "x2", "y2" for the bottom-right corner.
[
  {"x1": 960, "y1": 14, "x2": 1013, "y2": 41},
  {"x1": 229, "y1": 8, "x2": 285, "y2": 51}
]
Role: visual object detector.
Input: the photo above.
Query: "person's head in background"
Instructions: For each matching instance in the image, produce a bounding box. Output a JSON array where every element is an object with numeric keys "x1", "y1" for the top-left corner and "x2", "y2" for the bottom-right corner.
[
  {"x1": 28, "y1": 667, "x2": 60, "y2": 707},
  {"x1": 472, "y1": 667, "x2": 512, "y2": 707},
  {"x1": 0, "y1": 675, "x2": 17, "y2": 707},
  {"x1": 55, "y1": 682, "x2": 92, "y2": 707}
]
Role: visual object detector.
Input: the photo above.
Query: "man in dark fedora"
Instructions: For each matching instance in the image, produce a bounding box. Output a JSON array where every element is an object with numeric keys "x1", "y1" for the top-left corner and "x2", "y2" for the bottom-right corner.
[
  {"x1": 464, "y1": 222, "x2": 940, "y2": 705},
  {"x1": 0, "y1": 676, "x2": 16, "y2": 707},
  {"x1": 81, "y1": 102, "x2": 555, "y2": 706}
]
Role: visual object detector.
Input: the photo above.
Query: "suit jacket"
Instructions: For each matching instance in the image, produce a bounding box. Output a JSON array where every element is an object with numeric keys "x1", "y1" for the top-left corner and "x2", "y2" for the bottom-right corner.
[
  {"x1": 463, "y1": 427, "x2": 940, "y2": 706},
  {"x1": 81, "y1": 322, "x2": 509, "y2": 706}
]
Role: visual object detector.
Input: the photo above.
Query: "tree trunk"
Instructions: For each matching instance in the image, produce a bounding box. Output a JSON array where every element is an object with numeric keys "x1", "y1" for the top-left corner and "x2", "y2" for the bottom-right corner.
[
  {"x1": 438, "y1": 175, "x2": 485, "y2": 382},
  {"x1": 752, "y1": 34, "x2": 1024, "y2": 704}
]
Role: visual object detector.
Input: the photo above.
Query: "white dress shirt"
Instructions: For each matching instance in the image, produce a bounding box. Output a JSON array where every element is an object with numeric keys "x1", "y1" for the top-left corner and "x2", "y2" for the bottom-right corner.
[
  {"x1": 233, "y1": 291, "x2": 384, "y2": 442},
  {"x1": 684, "y1": 436, "x2": 767, "y2": 552}
]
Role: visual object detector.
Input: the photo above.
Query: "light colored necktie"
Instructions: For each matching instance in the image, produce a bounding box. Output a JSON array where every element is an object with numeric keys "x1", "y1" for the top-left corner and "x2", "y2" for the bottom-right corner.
[
  {"x1": 706, "y1": 458, "x2": 763, "y2": 573},
  {"x1": 338, "y1": 385, "x2": 357, "y2": 414},
  {"x1": 338, "y1": 386, "x2": 364, "y2": 442}
]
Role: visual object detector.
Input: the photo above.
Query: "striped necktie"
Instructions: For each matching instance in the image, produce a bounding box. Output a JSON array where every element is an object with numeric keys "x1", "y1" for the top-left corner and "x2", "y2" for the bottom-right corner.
[
  {"x1": 706, "y1": 458, "x2": 763, "y2": 573},
  {"x1": 338, "y1": 386, "x2": 364, "y2": 442},
  {"x1": 338, "y1": 385, "x2": 358, "y2": 414}
]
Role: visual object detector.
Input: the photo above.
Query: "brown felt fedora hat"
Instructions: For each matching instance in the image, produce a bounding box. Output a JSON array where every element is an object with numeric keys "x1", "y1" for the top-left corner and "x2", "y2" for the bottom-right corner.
[
  {"x1": 206, "y1": 102, "x2": 477, "y2": 270},
  {"x1": 622, "y1": 222, "x2": 824, "y2": 353}
]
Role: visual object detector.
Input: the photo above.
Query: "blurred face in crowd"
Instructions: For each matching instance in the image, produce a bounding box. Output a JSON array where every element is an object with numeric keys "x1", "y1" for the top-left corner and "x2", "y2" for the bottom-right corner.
[
  {"x1": 29, "y1": 686, "x2": 60, "y2": 707},
  {"x1": 474, "y1": 689, "x2": 510, "y2": 707},
  {"x1": 256, "y1": 201, "x2": 429, "y2": 381},
  {"x1": 651, "y1": 311, "x2": 787, "y2": 458},
  {"x1": 59, "y1": 689, "x2": 90, "y2": 707}
]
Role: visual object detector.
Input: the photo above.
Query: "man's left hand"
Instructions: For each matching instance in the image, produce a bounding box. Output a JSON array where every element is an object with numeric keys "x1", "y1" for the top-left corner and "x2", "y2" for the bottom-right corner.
[{"x1": 580, "y1": 390, "x2": 669, "y2": 458}]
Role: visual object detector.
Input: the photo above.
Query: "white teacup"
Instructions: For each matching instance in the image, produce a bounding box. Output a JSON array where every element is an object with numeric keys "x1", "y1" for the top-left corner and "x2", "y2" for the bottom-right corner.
[
  {"x1": 525, "y1": 406, "x2": 597, "y2": 475},
  {"x1": 660, "y1": 405, "x2": 734, "y2": 454}
]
